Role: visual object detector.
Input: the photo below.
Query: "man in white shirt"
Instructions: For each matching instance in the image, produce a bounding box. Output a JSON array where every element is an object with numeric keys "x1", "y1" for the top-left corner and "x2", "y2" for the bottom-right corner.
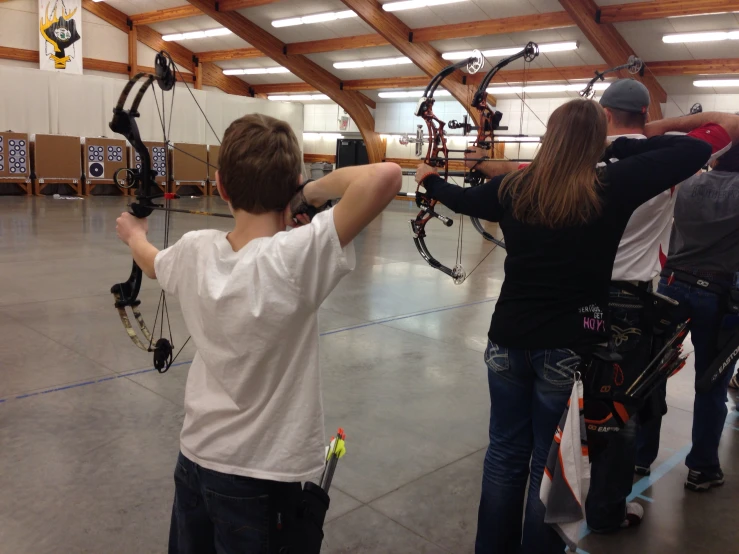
[
  {"x1": 585, "y1": 79, "x2": 656, "y2": 533},
  {"x1": 115, "y1": 113, "x2": 402, "y2": 554}
]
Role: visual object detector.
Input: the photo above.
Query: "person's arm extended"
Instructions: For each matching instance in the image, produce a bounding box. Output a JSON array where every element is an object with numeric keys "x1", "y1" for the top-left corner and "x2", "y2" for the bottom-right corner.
[
  {"x1": 417, "y1": 170, "x2": 505, "y2": 221},
  {"x1": 302, "y1": 163, "x2": 402, "y2": 247},
  {"x1": 606, "y1": 135, "x2": 712, "y2": 208},
  {"x1": 116, "y1": 213, "x2": 158, "y2": 278},
  {"x1": 645, "y1": 111, "x2": 739, "y2": 143},
  {"x1": 129, "y1": 235, "x2": 159, "y2": 279},
  {"x1": 471, "y1": 160, "x2": 520, "y2": 178}
]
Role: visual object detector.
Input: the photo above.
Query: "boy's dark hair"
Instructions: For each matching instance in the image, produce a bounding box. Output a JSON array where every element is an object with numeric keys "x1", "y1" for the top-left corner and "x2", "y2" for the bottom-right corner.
[
  {"x1": 218, "y1": 114, "x2": 302, "y2": 213},
  {"x1": 607, "y1": 107, "x2": 647, "y2": 130}
]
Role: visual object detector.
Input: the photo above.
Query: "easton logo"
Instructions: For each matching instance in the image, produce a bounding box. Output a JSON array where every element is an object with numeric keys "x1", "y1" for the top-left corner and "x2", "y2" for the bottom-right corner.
[{"x1": 712, "y1": 343, "x2": 739, "y2": 383}]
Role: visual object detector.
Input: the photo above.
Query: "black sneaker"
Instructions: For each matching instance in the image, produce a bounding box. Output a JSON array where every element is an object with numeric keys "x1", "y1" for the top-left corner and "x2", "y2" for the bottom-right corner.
[
  {"x1": 634, "y1": 465, "x2": 651, "y2": 476},
  {"x1": 685, "y1": 468, "x2": 724, "y2": 492}
]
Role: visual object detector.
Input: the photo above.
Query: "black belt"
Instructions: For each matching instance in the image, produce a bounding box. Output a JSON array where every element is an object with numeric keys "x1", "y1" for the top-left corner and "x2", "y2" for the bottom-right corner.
[
  {"x1": 612, "y1": 280, "x2": 651, "y2": 292},
  {"x1": 661, "y1": 268, "x2": 729, "y2": 296}
]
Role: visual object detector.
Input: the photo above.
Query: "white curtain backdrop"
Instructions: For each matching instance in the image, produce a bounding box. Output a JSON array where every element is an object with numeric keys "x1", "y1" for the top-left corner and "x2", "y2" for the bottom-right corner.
[{"x1": 0, "y1": 65, "x2": 304, "y2": 147}]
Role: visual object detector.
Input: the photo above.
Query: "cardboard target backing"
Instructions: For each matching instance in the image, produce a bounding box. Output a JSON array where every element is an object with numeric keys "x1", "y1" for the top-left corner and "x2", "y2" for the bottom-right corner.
[
  {"x1": 129, "y1": 141, "x2": 168, "y2": 186},
  {"x1": 83, "y1": 138, "x2": 126, "y2": 180},
  {"x1": 0, "y1": 132, "x2": 30, "y2": 180},
  {"x1": 33, "y1": 134, "x2": 83, "y2": 195},
  {"x1": 172, "y1": 143, "x2": 208, "y2": 183}
]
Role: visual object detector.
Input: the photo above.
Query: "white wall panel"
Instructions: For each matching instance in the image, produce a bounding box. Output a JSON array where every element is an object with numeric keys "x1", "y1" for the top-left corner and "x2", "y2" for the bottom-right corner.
[
  {"x1": 0, "y1": 0, "x2": 38, "y2": 51},
  {"x1": 56, "y1": 73, "x2": 110, "y2": 138},
  {"x1": 0, "y1": 65, "x2": 304, "y2": 147},
  {"x1": 0, "y1": 66, "x2": 54, "y2": 134},
  {"x1": 82, "y1": 11, "x2": 128, "y2": 63}
]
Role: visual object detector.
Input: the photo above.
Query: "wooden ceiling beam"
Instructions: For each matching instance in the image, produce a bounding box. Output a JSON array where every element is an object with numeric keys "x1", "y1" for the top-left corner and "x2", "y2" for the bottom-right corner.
[
  {"x1": 598, "y1": 0, "x2": 739, "y2": 23},
  {"x1": 648, "y1": 57, "x2": 739, "y2": 76},
  {"x1": 339, "y1": 0, "x2": 484, "y2": 118},
  {"x1": 559, "y1": 0, "x2": 666, "y2": 120},
  {"x1": 197, "y1": 47, "x2": 263, "y2": 62},
  {"x1": 129, "y1": 0, "x2": 281, "y2": 25},
  {"x1": 287, "y1": 34, "x2": 390, "y2": 55},
  {"x1": 130, "y1": 6, "x2": 202, "y2": 26},
  {"x1": 185, "y1": 0, "x2": 384, "y2": 163},
  {"x1": 250, "y1": 82, "x2": 320, "y2": 94}
]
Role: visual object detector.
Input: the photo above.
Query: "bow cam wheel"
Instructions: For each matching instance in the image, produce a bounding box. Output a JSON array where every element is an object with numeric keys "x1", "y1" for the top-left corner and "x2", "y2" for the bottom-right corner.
[
  {"x1": 524, "y1": 42, "x2": 539, "y2": 62},
  {"x1": 467, "y1": 50, "x2": 485, "y2": 75}
]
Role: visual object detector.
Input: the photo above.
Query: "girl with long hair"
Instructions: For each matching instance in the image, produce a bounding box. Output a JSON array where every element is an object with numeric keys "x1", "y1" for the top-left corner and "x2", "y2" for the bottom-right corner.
[{"x1": 414, "y1": 98, "x2": 716, "y2": 553}]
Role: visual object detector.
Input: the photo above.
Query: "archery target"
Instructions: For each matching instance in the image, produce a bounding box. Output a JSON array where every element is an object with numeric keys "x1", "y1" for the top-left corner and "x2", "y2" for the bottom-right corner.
[
  {"x1": 152, "y1": 146, "x2": 166, "y2": 177},
  {"x1": 7, "y1": 138, "x2": 27, "y2": 174},
  {"x1": 87, "y1": 145, "x2": 105, "y2": 178},
  {"x1": 88, "y1": 162, "x2": 104, "y2": 177},
  {"x1": 107, "y1": 145, "x2": 123, "y2": 163}
]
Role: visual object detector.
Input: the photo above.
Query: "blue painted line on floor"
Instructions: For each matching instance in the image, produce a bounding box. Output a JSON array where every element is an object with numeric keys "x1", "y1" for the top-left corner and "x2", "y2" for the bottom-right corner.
[
  {"x1": 0, "y1": 296, "x2": 498, "y2": 404},
  {"x1": 320, "y1": 296, "x2": 497, "y2": 336},
  {"x1": 578, "y1": 410, "x2": 739, "y2": 547},
  {"x1": 7, "y1": 360, "x2": 194, "y2": 402}
]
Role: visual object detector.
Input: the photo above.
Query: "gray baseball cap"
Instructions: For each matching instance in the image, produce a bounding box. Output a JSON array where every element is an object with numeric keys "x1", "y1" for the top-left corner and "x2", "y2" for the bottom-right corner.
[{"x1": 599, "y1": 79, "x2": 650, "y2": 114}]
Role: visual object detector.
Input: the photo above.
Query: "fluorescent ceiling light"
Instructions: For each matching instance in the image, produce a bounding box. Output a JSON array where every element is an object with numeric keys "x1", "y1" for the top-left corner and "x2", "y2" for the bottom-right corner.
[
  {"x1": 163, "y1": 28, "x2": 232, "y2": 41},
  {"x1": 485, "y1": 82, "x2": 610, "y2": 94},
  {"x1": 383, "y1": 0, "x2": 469, "y2": 12},
  {"x1": 304, "y1": 133, "x2": 344, "y2": 139},
  {"x1": 378, "y1": 90, "x2": 452, "y2": 98},
  {"x1": 268, "y1": 94, "x2": 331, "y2": 101},
  {"x1": 334, "y1": 57, "x2": 413, "y2": 69},
  {"x1": 694, "y1": 79, "x2": 739, "y2": 87},
  {"x1": 663, "y1": 30, "x2": 739, "y2": 43},
  {"x1": 377, "y1": 82, "x2": 608, "y2": 98},
  {"x1": 442, "y1": 41, "x2": 578, "y2": 61},
  {"x1": 223, "y1": 67, "x2": 291, "y2": 75},
  {"x1": 272, "y1": 10, "x2": 356, "y2": 28}
]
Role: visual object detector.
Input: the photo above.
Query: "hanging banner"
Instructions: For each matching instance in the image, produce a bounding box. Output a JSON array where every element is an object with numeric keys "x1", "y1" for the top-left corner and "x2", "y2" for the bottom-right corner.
[{"x1": 39, "y1": 0, "x2": 83, "y2": 74}]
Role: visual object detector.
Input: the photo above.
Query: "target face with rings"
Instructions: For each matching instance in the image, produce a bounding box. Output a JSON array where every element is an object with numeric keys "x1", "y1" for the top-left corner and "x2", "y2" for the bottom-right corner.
[
  {"x1": 89, "y1": 162, "x2": 104, "y2": 177},
  {"x1": 5, "y1": 136, "x2": 28, "y2": 174}
]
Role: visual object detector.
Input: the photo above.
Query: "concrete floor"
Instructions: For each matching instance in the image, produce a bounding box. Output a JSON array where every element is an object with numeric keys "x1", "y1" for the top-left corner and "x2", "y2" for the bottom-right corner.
[{"x1": 0, "y1": 195, "x2": 737, "y2": 554}]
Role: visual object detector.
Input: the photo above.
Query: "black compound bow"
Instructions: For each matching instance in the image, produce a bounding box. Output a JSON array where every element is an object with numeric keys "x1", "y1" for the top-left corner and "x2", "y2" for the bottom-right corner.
[
  {"x1": 109, "y1": 51, "x2": 227, "y2": 372},
  {"x1": 580, "y1": 55, "x2": 644, "y2": 99}
]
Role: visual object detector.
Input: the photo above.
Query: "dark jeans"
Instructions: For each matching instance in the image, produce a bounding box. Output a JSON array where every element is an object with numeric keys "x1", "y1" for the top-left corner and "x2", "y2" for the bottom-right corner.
[
  {"x1": 476, "y1": 341, "x2": 580, "y2": 554},
  {"x1": 586, "y1": 286, "x2": 651, "y2": 532},
  {"x1": 168, "y1": 452, "x2": 302, "y2": 554},
  {"x1": 637, "y1": 277, "x2": 734, "y2": 471}
]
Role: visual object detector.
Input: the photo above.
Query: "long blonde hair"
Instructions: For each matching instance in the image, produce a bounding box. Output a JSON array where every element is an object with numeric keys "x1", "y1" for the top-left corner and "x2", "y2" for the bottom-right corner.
[{"x1": 499, "y1": 98, "x2": 607, "y2": 228}]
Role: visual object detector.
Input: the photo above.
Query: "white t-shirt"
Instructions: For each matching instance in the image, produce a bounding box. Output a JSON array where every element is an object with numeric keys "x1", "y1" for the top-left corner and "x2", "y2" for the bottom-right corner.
[
  {"x1": 154, "y1": 209, "x2": 355, "y2": 482},
  {"x1": 606, "y1": 134, "x2": 676, "y2": 282}
]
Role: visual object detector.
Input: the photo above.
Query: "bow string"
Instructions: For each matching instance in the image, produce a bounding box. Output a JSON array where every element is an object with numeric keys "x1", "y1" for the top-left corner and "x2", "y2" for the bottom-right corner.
[{"x1": 109, "y1": 50, "x2": 227, "y2": 373}]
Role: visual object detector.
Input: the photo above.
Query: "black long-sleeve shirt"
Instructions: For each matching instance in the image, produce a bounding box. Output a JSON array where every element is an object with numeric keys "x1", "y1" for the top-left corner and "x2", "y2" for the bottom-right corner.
[{"x1": 423, "y1": 135, "x2": 713, "y2": 350}]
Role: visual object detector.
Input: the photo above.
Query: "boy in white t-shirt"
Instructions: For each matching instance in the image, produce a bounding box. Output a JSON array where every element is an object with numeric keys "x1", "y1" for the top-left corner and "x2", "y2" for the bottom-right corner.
[{"x1": 115, "y1": 113, "x2": 402, "y2": 553}]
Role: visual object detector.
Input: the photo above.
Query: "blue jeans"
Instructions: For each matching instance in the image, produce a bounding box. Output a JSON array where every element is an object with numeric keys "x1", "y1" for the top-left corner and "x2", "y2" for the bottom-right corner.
[
  {"x1": 637, "y1": 277, "x2": 734, "y2": 471},
  {"x1": 168, "y1": 452, "x2": 302, "y2": 554},
  {"x1": 476, "y1": 341, "x2": 580, "y2": 554},
  {"x1": 586, "y1": 287, "x2": 650, "y2": 531}
]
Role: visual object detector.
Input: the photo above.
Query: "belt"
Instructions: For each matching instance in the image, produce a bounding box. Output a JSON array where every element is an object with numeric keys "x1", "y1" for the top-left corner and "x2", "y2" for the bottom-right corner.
[
  {"x1": 669, "y1": 267, "x2": 733, "y2": 282},
  {"x1": 612, "y1": 280, "x2": 651, "y2": 292},
  {"x1": 661, "y1": 268, "x2": 729, "y2": 296}
]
